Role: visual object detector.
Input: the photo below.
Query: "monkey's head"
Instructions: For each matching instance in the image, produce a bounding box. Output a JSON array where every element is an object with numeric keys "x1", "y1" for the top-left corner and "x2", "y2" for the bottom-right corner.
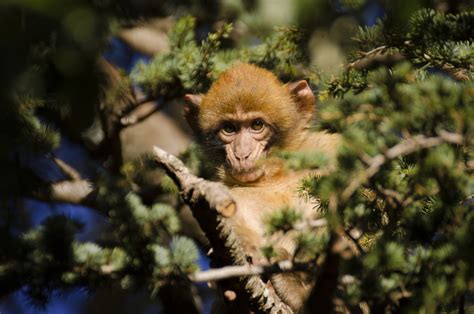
[{"x1": 184, "y1": 63, "x2": 315, "y2": 184}]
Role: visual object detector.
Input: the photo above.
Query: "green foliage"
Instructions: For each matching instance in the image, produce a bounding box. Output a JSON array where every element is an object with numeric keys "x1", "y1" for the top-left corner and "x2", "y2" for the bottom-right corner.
[
  {"x1": 244, "y1": 26, "x2": 306, "y2": 79},
  {"x1": 304, "y1": 11, "x2": 473, "y2": 311},
  {"x1": 294, "y1": 231, "x2": 328, "y2": 260},
  {"x1": 1, "y1": 1, "x2": 473, "y2": 312},
  {"x1": 170, "y1": 236, "x2": 199, "y2": 273},
  {"x1": 265, "y1": 207, "x2": 302, "y2": 234},
  {"x1": 0, "y1": 168, "x2": 198, "y2": 305},
  {"x1": 263, "y1": 8, "x2": 473, "y2": 312},
  {"x1": 149, "y1": 236, "x2": 198, "y2": 274},
  {"x1": 0, "y1": 0, "x2": 110, "y2": 151},
  {"x1": 261, "y1": 245, "x2": 278, "y2": 261},
  {"x1": 150, "y1": 203, "x2": 181, "y2": 234},
  {"x1": 0, "y1": 0, "x2": 228, "y2": 311},
  {"x1": 339, "y1": 0, "x2": 366, "y2": 11},
  {"x1": 353, "y1": 9, "x2": 474, "y2": 71},
  {"x1": 131, "y1": 16, "x2": 232, "y2": 97},
  {"x1": 178, "y1": 142, "x2": 216, "y2": 179},
  {"x1": 71, "y1": 243, "x2": 127, "y2": 276},
  {"x1": 325, "y1": 68, "x2": 368, "y2": 98},
  {"x1": 131, "y1": 16, "x2": 307, "y2": 97},
  {"x1": 276, "y1": 149, "x2": 329, "y2": 170},
  {"x1": 148, "y1": 237, "x2": 198, "y2": 298}
]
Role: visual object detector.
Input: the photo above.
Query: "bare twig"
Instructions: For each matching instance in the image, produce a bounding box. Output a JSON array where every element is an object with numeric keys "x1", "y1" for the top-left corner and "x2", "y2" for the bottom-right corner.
[
  {"x1": 120, "y1": 100, "x2": 160, "y2": 126},
  {"x1": 52, "y1": 157, "x2": 81, "y2": 180},
  {"x1": 190, "y1": 260, "x2": 313, "y2": 283},
  {"x1": 33, "y1": 157, "x2": 94, "y2": 204},
  {"x1": 347, "y1": 42, "x2": 471, "y2": 81},
  {"x1": 153, "y1": 146, "x2": 293, "y2": 314},
  {"x1": 347, "y1": 46, "x2": 405, "y2": 70},
  {"x1": 294, "y1": 218, "x2": 327, "y2": 231},
  {"x1": 48, "y1": 180, "x2": 94, "y2": 204},
  {"x1": 343, "y1": 228, "x2": 365, "y2": 254}
]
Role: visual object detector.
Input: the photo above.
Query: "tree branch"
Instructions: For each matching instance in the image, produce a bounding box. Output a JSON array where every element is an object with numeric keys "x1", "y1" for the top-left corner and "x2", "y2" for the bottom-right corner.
[
  {"x1": 118, "y1": 25, "x2": 170, "y2": 56},
  {"x1": 304, "y1": 230, "x2": 354, "y2": 313},
  {"x1": 341, "y1": 132, "x2": 463, "y2": 203},
  {"x1": 32, "y1": 157, "x2": 95, "y2": 204},
  {"x1": 120, "y1": 100, "x2": 160, "y2": 126},
  {"x1": 190, "y1": 260, "x2": 313, "y2": 283},
  {"x1": 294, "y1": 218, "x2": 327, "y2": 231},
  {"x1": 52, "y1": 156, "x2": 82, "y2": 180},
  {"x1": 347, "y1": 46, "x2": 405, "y2": 70},
  {"x1": 153, "y1": 146, "x2": 236, "y2": 218},
  {"x1": 153, "y1": 146, "x2": 294, "y2": 314},
  {"x1": 304, "y1": 132, "x2": 463, "y2": 312},
  {"x1": 47, "y1": 180, "x2": 94, "y2": 204}
]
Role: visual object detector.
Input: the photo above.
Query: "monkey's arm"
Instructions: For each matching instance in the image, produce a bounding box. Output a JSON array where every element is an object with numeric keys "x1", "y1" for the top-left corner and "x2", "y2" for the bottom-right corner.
[{"x1": 152, "y1": 146, "x2": 294, "y2": 314}]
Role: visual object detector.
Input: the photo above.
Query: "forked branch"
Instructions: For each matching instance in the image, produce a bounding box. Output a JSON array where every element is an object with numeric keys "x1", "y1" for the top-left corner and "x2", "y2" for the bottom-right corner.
[
  {"x1": 152, "y1": 146, "x2": 294, "y2": 314},
  {"x1": 341, "y1": 132, "x2": 463, "y2": 204}
]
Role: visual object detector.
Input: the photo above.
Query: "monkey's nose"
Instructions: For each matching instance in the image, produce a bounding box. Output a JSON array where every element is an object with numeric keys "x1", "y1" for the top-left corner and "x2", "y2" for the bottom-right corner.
[{"x1": 235, "y1": 151, "x2": 251, "y2": 161}]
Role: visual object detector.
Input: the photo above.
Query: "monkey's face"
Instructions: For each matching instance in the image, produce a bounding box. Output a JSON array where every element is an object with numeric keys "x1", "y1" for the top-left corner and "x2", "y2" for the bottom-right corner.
[
  {"x1": 217, "y1": 115, "x2": 273, "y2": 183},
  {"x1": 184, "y1": 64, "x2": 317, "y2": 185}
]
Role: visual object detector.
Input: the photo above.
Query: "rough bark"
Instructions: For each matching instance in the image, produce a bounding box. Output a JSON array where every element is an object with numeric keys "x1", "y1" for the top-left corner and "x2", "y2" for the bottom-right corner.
[{"x1": 153, "y1": 146, "x2": 293, "y2": 314}]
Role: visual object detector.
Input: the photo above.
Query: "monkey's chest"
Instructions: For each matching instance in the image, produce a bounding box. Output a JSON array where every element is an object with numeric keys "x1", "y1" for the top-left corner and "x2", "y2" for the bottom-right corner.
[
  {"x1": 230, "y1": 181, "x2": 316, "y2": 218},
  {"x1": 227, "y1": 184, "x2": 317, "y2": 254}
]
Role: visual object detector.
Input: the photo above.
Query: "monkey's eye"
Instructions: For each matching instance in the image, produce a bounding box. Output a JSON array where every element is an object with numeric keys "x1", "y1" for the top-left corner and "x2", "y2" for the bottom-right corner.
[
  {"x1": 250, "y1": 119, "x2": 265, "y2": 131},
  {"x1": 221, "y1": 123, "x2": 237, "y2": 135}
]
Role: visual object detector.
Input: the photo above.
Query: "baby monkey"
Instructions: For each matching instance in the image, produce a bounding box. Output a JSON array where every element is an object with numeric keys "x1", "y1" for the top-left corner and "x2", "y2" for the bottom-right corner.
[{"x1": 185, "y1": 63, "x2": 339, "y2": 312}]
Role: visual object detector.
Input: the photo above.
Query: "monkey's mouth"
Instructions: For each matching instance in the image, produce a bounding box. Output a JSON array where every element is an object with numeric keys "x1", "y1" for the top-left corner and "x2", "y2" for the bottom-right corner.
[{"x1": 229, "y1": 167, "x2": 265, "y2": 183}]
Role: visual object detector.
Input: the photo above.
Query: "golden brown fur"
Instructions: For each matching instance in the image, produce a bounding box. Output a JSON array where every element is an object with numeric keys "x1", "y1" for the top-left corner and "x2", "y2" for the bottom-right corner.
[
  {"x1": 198, "y1": 64, "x2": 314, "y2": 150},
  {"x1": 200, "y1": 64, "x2": 297, "y2": 130},
  {"x1": 184, "y1": 63, "x2": 340, "y2": 312}
]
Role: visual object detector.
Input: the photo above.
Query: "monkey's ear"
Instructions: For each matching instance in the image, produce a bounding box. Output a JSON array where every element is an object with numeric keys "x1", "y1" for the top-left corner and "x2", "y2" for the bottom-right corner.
[
  {"x1": 184, "y1": 94, "x2": 203, "y2": 107},
  {"x1": 287, "y1": 80, "x2": 315, "y2": 119},
  {"x1": 184, "y1": 94, "x2": 203, "y2": 135}
]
